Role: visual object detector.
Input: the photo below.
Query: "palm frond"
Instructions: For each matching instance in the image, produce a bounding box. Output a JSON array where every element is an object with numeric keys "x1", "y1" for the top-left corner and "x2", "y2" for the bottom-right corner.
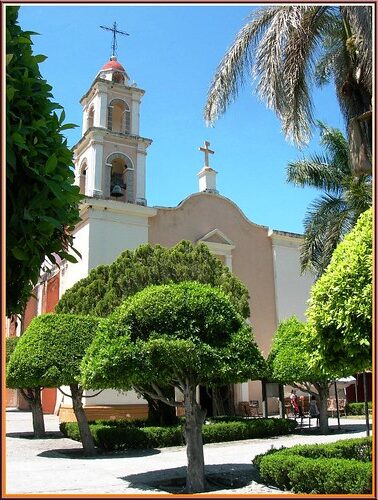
[
  {"x1": 286, "y1": 156, "x2": 342, "y2": 192},
  {"x1": 278, "y1": 6, "x2": 333, "y2": 145},
  {"x1": 300, "y1": 194, "x2": 350, "y2": 277},
  {"x1": 316, "y1": 121, "x2": 350, "y2": 173},
  {"x1": 204, "y1": 6, "x2": 279, "y2": 124}
]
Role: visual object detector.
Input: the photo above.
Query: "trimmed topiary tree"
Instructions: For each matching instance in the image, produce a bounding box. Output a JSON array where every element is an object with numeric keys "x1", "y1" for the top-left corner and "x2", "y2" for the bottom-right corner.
[
  {"x1": 7, "y1": 314, "x2": 100, "y2": 454},
  {"x1": 268, "y1": 317, "x2": 341, "y2": 433},
  {"x1": 6, "y1": 7, "x2": 82, "y2": 317},
  {"x1": 81, "y1": 282, "x2": 266, "y2": 493},
  {"x1": 57, "y1": 240, "x2": 251, "y2": 424},
  {"x1": 306, "y1": 208, "x2": 372, "y2": 374}
]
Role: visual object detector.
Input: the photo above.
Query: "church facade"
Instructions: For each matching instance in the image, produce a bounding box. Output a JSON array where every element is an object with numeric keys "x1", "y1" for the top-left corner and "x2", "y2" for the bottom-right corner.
[{"x1": 7, "y1": 52, "x2": 315, "y2": 420}]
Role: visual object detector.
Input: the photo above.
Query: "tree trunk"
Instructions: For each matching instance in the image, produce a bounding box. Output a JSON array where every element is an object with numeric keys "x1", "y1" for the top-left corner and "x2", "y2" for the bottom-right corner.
[
  {"x1": 317, "y1": 385, "x2": 329, "y2": 434},
  {"x1": 27, "y1": 388, "x2": 45, "y2": 438},
  {"x1": 69, "y1": 384, "x2": 96, "y2": 456},
  {"x1": 183, "y1": 384, "x2": 207, "y2": 493}
]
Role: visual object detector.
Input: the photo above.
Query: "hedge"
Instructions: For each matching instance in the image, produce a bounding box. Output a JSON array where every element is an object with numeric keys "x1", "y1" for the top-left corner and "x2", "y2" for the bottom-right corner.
[
  {"x1": 253, "y1": 437, "x2": 372, "y2": 494},
  {"x1": 60, "y1": 417, "x2": 296, "y2": 450},
  {"x1": 345, "y1": 402, "x2": 372, "y2": 415}
]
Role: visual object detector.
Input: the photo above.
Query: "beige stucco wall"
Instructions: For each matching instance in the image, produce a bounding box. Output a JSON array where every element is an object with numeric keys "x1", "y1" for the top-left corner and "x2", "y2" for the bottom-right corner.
[{"x1": 149, "y1": 192, "x2": 278, "y2": 358}]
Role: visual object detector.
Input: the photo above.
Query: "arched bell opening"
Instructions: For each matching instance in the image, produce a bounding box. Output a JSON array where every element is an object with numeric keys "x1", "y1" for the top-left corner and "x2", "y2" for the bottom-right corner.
[
  {"x1": 112, "y1": 71, "x2": 125, "y2": 84},
  {"x1": 79, "y1": 160, "x2": 88, "y2": 195},
  {"x1": 107, "y1": 99, "x2": 130, "y2": 134},
  {"x1": 106, "y1": 153, "x2": 134, "y2": 203},
  {"x1": 86, "y1": 106, "x2": 94, "y2": 130}
]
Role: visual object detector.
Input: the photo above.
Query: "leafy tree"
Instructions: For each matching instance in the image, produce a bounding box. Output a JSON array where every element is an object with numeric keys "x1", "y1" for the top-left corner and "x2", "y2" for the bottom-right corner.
[
  {"x1": 57, "y1": 240, "x2": 250, "y2": 424},
  {"x1": 205, "y1": 6, "x2": 372, "y2": 176},
  {"x1": 81, "y1": 282, "x2": 266, "y2": 493},
  {"x1": 6, "y1": 336, "x2": 19, "y2": 364},
  {"x1": 306, "y1": 208, "x2": 372, "y2": 375},
  {"x1": 268, "y1": 317, "x2": 339, "y2": 433},
  {"x1": 6, "y1": 314, "x2": 100, "y2": 455},
  {"x1": 6, "y1": 6, "x2": 82, "y2": 316},
  {"x1": 6, "y1": 333, "x2": 45, "y2": 439},
  {"x1": 287, "y1": 122, "x2": 371, "y2": 278},
  {"x1": 56, "y1": 241, "x2": 250, "y2": 318}
]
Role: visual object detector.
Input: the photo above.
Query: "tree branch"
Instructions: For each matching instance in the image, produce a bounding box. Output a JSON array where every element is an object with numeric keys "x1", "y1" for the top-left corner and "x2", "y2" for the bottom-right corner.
[
  {"x1": 81, "y1": 389, "x2": 104, "y2": 399},
  {"x1": 134, "y1": 385, "x2": 182, "y2": 408},
  {"x1": 58, "y1": 387, "x2": 73, "y2": 398}
]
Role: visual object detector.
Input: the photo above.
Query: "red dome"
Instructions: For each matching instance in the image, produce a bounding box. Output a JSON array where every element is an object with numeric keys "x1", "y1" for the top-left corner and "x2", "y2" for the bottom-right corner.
[{"x1": 101, "y1": 58, "x2": 125, "y2": 72}]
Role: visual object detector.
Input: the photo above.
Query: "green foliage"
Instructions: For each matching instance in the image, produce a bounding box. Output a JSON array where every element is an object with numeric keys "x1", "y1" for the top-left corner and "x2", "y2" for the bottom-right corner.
[
  {"x1": 6, "y1": 6, "x2": 81, "y2": 316},
  {"x1": 59, "y1": 417, "x2": 296, "y2": 450},
  {"x1": 286, "y1": 122, "x2": 372, "y2": 278},
  {"x1": 6, "y1": 313, "x2": 100, "y2": 388},
  {"x1": 202, "y1": 418, "x2": 297, "y2": 444},
  {"x1": 267, "y1": 316, "x2": 334, "y2": 384},
  {"x1": 306, "y1": 208, "x2": 372, "y2": 374},
  {"x1": 81, "y1": 282, "x2": 266, "y2": 391},
  {"x1": 56, "y1": 241, "x2": 250, "y2": 318},
  {"x1": 255, "y1": 437, "x2": 372, "y2": 493},
  {"x1": 346, "y1": 402, "x2": 372, "y2": 416},
  {"x1": 6, "y1": 337, "x2": 19, "y2": 364}
]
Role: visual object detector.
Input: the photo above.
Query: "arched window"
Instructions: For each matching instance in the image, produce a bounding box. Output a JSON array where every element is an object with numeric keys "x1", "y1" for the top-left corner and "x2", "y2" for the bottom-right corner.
[
  {"x1": 87, "y1": 106, "x2": 94, "y2": 129},
  {"x1": 107, "y1": 99, "x2": 130, "y2": 134},
  {"x1": 79, "y1": 160, "x2": 88, "y2": 195},
  {"x1": 106, "y1": 152, "x2": 134, "y2": 202}
]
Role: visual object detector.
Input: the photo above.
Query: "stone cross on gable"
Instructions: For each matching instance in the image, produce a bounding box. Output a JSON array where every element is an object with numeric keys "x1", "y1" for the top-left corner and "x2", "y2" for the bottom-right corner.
[{"x1": 199, "y1": 141, "x2": 214, "y2": 167}]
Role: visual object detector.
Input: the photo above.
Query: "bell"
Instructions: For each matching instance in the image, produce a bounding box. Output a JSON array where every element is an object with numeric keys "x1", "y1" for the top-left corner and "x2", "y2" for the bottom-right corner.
[{"x1": 111, "y1": 184, "x2": 123, "y2": 197}]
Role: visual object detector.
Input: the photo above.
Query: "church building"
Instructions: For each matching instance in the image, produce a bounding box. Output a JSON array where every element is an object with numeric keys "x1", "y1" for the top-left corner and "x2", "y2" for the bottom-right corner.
[{"x1": 7, "y1": 48, "x2": 316, "y2": 420}]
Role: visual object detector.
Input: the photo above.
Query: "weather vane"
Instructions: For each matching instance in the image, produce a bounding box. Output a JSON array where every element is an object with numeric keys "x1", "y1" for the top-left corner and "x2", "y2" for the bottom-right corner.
[{"x1": 100, "y1": 22, "x2": 129, "y2": 58}]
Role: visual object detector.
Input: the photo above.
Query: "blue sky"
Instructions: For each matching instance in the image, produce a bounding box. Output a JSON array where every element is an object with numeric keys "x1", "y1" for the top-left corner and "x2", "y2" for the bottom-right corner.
[{"x1": 18, "y1": 5, "x2": 345, "y2": 234}]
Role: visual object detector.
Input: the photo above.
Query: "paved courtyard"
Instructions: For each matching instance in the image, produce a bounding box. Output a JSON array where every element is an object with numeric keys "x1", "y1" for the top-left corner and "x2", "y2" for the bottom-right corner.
[{"x1": 5, "y1": 410, "x2": 371, "y2": 495}]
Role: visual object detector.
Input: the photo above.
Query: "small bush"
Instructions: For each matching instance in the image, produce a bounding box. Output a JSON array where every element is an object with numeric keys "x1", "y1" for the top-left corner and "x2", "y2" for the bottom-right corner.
[
  {"x1": 59, "y1": 422, "x2": 81, "y2": 441},
  {"x1": 346, "y1": 402, "x2": 372, "y2": 415},
  {"x1": 254, "y1": 437, "x2": 372, "y2": 494},
  {"x1": 203, "y1": 418, "x2": 297, "y2": 444},
  {"x1": 288, "y1": 458, "x2": 372, "y2": 494},
  {"x1": 60, "y1": 417, "x2": 295, "y2": 450}
]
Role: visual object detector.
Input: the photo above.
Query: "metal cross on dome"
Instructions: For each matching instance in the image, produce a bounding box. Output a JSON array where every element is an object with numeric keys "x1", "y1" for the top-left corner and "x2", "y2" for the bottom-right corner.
[
  {"x1": 199, "y1": 140, "x2": 214, "y2": 167},
  {"x1": 100, "y1": 22, "x2": 129, "y2": 58}
]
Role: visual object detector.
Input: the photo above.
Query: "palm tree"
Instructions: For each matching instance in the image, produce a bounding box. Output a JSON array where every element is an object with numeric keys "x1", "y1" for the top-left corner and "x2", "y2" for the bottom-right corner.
[
  {"x1": 204, "y1": 6, "x2": 372, "y2": 176},
  {"x1": 287, "y1": 122, "x2": 371, "y2": 278}
]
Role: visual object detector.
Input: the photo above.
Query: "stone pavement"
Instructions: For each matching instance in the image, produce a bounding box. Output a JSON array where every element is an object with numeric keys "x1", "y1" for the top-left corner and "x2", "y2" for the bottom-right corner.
[{"x1": 5, "y1": 410, "x2": 371, "y2": 495}]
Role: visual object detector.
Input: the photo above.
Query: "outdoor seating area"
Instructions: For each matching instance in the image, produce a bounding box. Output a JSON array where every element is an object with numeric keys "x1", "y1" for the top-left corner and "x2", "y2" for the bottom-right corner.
[
  {"x1": 327, "y1": 398, "x2": 346, "y2": 417},
  {"x1": 238, "y1": 400, "x2": 260, "y2": 417}
]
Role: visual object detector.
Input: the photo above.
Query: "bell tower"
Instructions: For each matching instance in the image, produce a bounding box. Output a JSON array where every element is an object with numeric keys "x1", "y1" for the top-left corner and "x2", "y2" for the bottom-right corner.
[
  {"x1": 73, "y1": 42, "x2": 152, "y2": 206},
  {"x1": 62, "y1": 27, "x2": 157, "y2": 295}
]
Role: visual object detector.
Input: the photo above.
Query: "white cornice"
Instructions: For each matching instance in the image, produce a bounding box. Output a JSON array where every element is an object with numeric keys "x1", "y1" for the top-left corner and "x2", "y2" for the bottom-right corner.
[{"x1": 79, "y1": 197, "x2": 157, "y2": 218}]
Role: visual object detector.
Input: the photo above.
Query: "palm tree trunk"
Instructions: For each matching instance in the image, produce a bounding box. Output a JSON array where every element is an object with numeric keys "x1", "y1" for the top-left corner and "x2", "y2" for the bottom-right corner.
[
  {"x1": 183, "y1": 384, "x2": 207, "y2": 493},
  {"x1": 69, "y1": 384, "x2": 96, "y2": 456}
]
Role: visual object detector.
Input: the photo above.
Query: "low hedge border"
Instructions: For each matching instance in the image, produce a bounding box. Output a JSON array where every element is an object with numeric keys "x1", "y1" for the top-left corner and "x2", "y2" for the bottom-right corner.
[
  {"x1": 253, "y1": 437, "x2": 372, "y2": 494},
  {"x1": 60, "y1": 417, "x2": 297, "y2": 451},
  {"x1": 345, "y1": 402, "x2": 372, "y2": 415}
]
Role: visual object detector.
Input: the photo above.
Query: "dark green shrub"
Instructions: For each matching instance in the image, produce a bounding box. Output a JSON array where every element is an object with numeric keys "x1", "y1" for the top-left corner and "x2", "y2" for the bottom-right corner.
[
  {"x1": 91, "y1": 424, "x2": 184, "y2": 450},
  {"x1": 346, "y1": 402, "x2": 372, "y2": 415},
  {"x1": 59, "y1": 422, "x2": 81, "y2": 442},
  {"x1": 203, "y1": 418, "x2": 296, "y2": 444},
  {"x1": 288, "y1": 458, "x2": 372, "y2": 494},
  {"x1": 259, "y1": 454, "x2": 307, "y2": 490},
  {"x1": 255, "y1": 437, "x2": 372, "y2": 494},
  {"x1": 60, "y1": 417, "x2": 295, "y2": 450}
]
